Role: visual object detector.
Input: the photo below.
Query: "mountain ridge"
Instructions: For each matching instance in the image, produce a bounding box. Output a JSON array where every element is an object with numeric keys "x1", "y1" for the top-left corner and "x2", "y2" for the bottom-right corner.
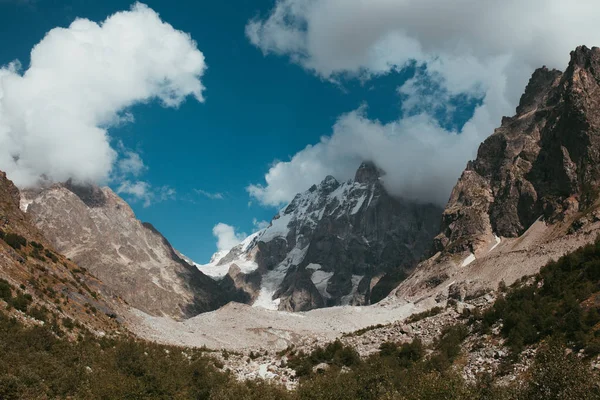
[
  {"x1": 393, "y1": 45, "x2": 600, "y2": 305},
  {"x1": 197, "y1": 161, "x2": 443, "y2": 311},
  {"x1": 22, "y1": 182, "x2": 229, "y2": 320}
]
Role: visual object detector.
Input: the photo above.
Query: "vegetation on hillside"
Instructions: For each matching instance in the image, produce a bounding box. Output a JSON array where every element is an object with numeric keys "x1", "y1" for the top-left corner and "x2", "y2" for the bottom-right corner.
[
  {"x1": 1, "y1": 238, "x2": 600, "y2": 398},
  {"x1": 472, "y1": 237, "x2": 600, "y2": 355}
]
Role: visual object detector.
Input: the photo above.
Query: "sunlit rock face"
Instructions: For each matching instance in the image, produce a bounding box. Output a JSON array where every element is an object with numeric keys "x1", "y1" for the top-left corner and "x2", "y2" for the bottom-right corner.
[{"x1": 24, "y1": 182, "x2": 228, "y2": 320}]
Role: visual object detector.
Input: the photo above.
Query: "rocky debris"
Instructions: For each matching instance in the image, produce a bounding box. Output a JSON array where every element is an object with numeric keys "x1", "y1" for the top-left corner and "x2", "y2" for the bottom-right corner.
[
  {"x1": 201, "y1": 290, "x2": 504, "y2": 389},
  {"x1": 211, "y1": 351, "x2": 299, "y2": 390},
  {"x1": 24, "y1": 183, "x2": 228, "y2": 320},
  {"x1": 199, "y1": 161, "x2": 442, "y2": 311}
]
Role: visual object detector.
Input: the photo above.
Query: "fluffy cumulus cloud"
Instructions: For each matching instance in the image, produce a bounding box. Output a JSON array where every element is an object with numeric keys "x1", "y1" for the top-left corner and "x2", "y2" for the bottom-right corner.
[
  {"x1": 0, "y1": 2, "x2": 206, "y2": 188},
  {"x1": 212, "y1": 223, "x2": 247, "y2": 252},
  {"x1": 246, "y1": 0, "x2": 600, "y2": 206}
]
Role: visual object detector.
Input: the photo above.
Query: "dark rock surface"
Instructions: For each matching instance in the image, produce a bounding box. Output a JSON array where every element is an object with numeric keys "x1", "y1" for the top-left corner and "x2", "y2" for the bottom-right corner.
[
  {"x1": 435, "y1": 46, "x2": 600, "y2": 256},
  {"x1": 211, "y1": 162, "x2": 443, "y2": 311}
]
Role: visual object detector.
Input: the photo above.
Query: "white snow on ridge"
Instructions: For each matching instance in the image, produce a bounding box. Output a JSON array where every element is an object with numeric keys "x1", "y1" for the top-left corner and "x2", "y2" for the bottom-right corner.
[
  {"x1": 259, "y1": 212, "x2": 293, "y2": 242},
  {"x1": 252, "y1": 247, "x2": 309, "y2": 310},
  {"x1": 311, "y1": 269, "x2": 333, "y2": 299},
  {"x1": 20, "y1": 198, "x2": 33, "y2": 212},
  {"x1": 340, "y1": 275, "x2": 364, "y2": 305},
  {"x1": 489, "y1": 235, "x2": 501, "y2": 252},
  {"x1": 461, "y1": 253, "x2": 476, "y2": 267},
  {"x1": 240, "y1": 231, "x2": 262, "y2": 252},
  {"x1": 351, "y1": 193, "x2": 367, "y2": 215},
  {"x1": 366, "y1": 187, "x2": 375, "y2": 208}
]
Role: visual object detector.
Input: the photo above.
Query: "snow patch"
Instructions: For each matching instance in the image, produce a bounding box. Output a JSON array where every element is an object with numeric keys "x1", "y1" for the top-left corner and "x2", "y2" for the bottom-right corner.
[
  {"x1": 366, "y1": 187, "x2": 375, "y2": 208},
  {"x1": 19, "y1": 198, "x2": 32, "y2": 212},
  {"x1": 461, "y1": 253, "x2": 476, "y2": 267},
  {"x1": 311, "y1": 270, "x2": 334, "y2": 299},
  {"x1": 489, "y1": 235, "x2": 501, "y2": 252},
  {"x1": 351, "y1": 193, "x2": 367, "y2": 215},
  {"x1": 259, "y1": 212, "x2": 293, "y2": 242}
]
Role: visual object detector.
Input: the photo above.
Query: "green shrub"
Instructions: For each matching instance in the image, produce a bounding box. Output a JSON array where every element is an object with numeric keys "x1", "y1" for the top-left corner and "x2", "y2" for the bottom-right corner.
[
  {"x1": 30, "y1": 241, "x2": 44, "y2": 249},
  {"x1": 287, "y1": 339, "x2": 360, "y2": 377},
  {"x1": 30, "y1": 247, "x2": 46, "y2": 261},
  {"x1": 10, "y1": 293, "x2": 33, "y2": 312},
  {"x1": 522, "y1": 338, "x2": 600, "y2": 400},
  {"x1": 28, "y1": 306, "x2": 49, "y2": 322},
  {"x1": 406, "y1": 306, "x2": 444, "y2": 323},
  {"x1": 0, "y1": 279, "x2": 12, "y2": 303},
  {"x1": 3, "y1": 233, "x2": 26, "y2": 250},
  {"x1": 479, "y1": 237, "x2": 600, "y2": 354},
  {"x1": 44, "y1": 249, "x2": 58, "y2": 263}
]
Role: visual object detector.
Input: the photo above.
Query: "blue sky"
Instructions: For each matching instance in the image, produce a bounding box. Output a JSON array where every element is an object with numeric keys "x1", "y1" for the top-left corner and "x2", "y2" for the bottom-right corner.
[
  {"x1": 0, "y1": 0, "x2": 425, "y2": 261},
  {"x1": 0, "y1": 0, "x2": 591, "y2": 262}
]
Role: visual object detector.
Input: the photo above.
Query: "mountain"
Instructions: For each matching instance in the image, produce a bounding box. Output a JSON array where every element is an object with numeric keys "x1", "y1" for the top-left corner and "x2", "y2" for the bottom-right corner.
[
  {"x1": 197, "y1": 162, "x2": 442, "y2": 311},
  {"x1": 0, "y1": 171, "x2": 121, "y2": 333},
  {"x1": 393, "y1": 45, "x2": 600, "y2": 304},
  {"x1": 22, "y1": 182, "x2": 228, "y2": 320}
]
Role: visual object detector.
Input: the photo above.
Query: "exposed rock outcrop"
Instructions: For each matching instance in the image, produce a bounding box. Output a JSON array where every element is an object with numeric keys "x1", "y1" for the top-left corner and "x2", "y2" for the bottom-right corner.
[
  {"x1": 436, "y1": 46, "x2": 600, "y2": 256},
  {"x1": 0, "y1": 171, "x2": 121, "y2": 332},
  {"x1": 394, "y1": 46, "x2": 600, "y2": 303},
  {"x1": 23, "y1": 183, "x2": 228, "y2": 320}
]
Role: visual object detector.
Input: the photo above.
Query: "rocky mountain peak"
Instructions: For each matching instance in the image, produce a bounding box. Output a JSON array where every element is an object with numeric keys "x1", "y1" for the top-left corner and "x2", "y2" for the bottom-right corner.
[
  {"x1": 64, "y1": 180, "x2": 108, "y2": 208},
  {"x1": 0, "y1": 170, "x2": 122, "y2": 332},
  {"x1": 318, "y1": 175, "x2": 341, "y2": 194},
  {"x1": 568, "y1": 45, "x2": 600, "y2": 70},
  {"x1": 391, "y1": 46, "x2": 600, "y2": 308},
  {"x1": 431, "y1": 45, "x2": 600, "y2": 259},
  {"x1": 515, "y1": 66, "x2": 562, "y2": 115},
  {"x1": 197, "y1": 163, "x2": 442, "y2": 312},
  {"x1": 354, "y1": 161, "x2": 382, "y2": 184},
  {"x1": 24, "y1": 183, "x2": 228, "y2": 319}
]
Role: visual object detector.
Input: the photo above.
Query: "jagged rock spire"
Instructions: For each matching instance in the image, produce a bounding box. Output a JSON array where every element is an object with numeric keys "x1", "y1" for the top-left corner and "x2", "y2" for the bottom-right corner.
[{"x1": 354, "y1": 161, "x2": 383, "y2": 184}]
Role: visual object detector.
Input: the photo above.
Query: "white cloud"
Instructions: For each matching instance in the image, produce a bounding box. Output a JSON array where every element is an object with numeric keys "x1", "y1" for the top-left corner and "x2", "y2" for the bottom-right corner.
[
  {"x1": 117, "y1": 150, "x2": 147, "y2": 177},
  {"x1": 194, "y1": 189, "x2": 225, "y2": 200},
  {"x1": 246, "y1": 0, "x2": 600, "y2": 206},
  {"x1": 117, "y1": 180, "x2": 175, "y2": 207},
  {"x1": 248, "y1": 107, "x2": 484, "y2": 206},
  {"x1": 0, "y1": 2, "x2": 206, "y2": 188},
  {"x1": 212, "y1": 223, "x2": 247, "y2": 252}
]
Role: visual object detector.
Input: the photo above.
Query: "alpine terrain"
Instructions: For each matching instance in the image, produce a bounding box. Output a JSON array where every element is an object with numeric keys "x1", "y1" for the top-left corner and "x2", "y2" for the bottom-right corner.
[
  {"x1": 21, "y1": 182, "x2": 229, "y2": 320},
  {"x1": 194, "y1": 162, "x2": 442, "y2": 311}
]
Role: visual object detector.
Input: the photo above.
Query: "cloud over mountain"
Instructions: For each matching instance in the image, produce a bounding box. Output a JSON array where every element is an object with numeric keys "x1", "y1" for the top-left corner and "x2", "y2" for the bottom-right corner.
[
  {"x1": 0, "y1": 2, "x2": 206, "y2": 188},
  {"x1": 246, "y1": 0, "x2": 600, "y2": 206},
  {"x1": 212, "y1": 223, "x2": 247, "y2": 252}
]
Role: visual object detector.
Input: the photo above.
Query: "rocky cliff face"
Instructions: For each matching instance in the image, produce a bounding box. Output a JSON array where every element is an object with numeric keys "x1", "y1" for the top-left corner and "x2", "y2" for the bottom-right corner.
[
  {"x1": 0, "y1": 171, "x2": 121, "y2": 333},
  {"x1": 435, "y1": 46, "x2": 600, "y2": 257},
  {"x1": 393, "y1": 46, "x2": 600, "y2": 303},
  {"x1": 23, "y1": 182, "x2": 228, "y2": 320},
  {"x1": 198, "y1": 162, "x2": 442, "y2": 311}
]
